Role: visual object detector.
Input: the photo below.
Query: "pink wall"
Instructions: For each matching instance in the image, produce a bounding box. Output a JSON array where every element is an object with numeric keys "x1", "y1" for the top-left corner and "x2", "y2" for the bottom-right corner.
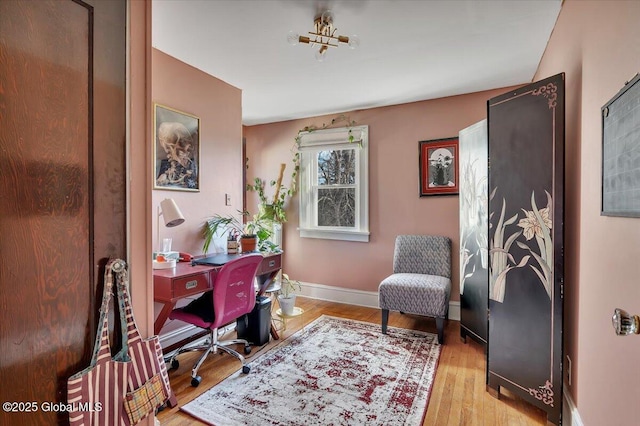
[
  {"x1": 151, "y1": 49, "x2": 243, "y2": 258},
  {"x1": 244, "y1": 87, "x2": 518, "y2": 300},
  {"x1": 535, "y1": 0, "x2": 640, "y2": 423},
  {"x1": 151, "y1": 49, "x2": 242, "y2": 335}
]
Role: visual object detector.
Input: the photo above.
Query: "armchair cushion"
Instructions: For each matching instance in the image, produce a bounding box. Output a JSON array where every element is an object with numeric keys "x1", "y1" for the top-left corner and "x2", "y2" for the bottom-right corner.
[{"x1": 379, "y1": 273, "x2": 451, "y2": 318}]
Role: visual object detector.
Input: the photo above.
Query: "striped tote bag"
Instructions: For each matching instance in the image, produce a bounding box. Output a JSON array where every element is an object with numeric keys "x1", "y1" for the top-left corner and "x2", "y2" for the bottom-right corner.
[
  {"x1": 67, "y1": 259, "x2": 172, "y2": 425},
  {"x1": 113, "y1": 261, "x2": 172, "y2": 422},
  {"x1": 67, "y1": 260, "x2": 131, "y2": 425}
]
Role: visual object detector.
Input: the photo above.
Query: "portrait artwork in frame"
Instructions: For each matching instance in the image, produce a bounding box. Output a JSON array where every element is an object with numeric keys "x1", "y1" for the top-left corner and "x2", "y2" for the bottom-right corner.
[
  {"x1": 153, "y1": 103, "x2": 200, "y2": 192},
  {"x1": 419, "y1": 137, "x2": 459, "y2": 196}
]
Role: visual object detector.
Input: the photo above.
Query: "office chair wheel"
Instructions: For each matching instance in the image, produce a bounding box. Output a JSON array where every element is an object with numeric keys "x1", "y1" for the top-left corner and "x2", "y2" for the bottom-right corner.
[
  {"x1": 191, "y1": 376, "x2": 202, "y2": 387},
  {"x1": 242, "y1": 365, "x2": 250, "y2": 374},
  {"x1": 244, "y1": 345, "x2": 251, "y2": 355},
  {"x1": 170, "y1": 359, "x2": 179, "y2": 370}
]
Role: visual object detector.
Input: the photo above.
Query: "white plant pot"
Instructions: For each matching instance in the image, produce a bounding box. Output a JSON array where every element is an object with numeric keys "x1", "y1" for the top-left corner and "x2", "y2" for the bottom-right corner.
[{"x1": 278, "y1": 294, "x2": 296, "y2": 316}]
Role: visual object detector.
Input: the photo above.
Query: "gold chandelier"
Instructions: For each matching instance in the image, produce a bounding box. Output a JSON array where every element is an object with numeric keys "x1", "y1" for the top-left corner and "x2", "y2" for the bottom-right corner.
[{"x1": 287, "y1": 11, "x2": 360, "y2": 62}]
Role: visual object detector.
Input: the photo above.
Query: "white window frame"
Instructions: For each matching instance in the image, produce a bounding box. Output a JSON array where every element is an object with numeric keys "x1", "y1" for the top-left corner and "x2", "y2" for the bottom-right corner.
[{"x1": 298, "y1": 125, "x2": 369, "y2": 242}]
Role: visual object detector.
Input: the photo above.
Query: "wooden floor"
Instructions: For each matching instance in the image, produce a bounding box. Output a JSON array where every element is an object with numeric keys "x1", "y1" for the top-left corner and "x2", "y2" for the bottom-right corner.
[{"x1": 156, "y1": 297, "x2": 547, "y2": 425}]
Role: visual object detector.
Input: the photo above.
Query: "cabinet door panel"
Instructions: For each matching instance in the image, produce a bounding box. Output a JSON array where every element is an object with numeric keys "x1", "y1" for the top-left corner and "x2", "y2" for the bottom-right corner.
[
  {"x1": 487, "y1": 73, "x2": 564, "y2": 425},
  {"x1": 459, "y1": 119, "x2": 489, "y2": 345},
  {"x1": 0, "y1": 1, "x2": 126, "y2": 424}
]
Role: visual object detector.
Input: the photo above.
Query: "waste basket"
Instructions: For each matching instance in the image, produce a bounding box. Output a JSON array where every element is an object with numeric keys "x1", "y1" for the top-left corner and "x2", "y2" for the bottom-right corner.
[{"x1": 237, "y1": 296, "x2": 271, "y2": 346}]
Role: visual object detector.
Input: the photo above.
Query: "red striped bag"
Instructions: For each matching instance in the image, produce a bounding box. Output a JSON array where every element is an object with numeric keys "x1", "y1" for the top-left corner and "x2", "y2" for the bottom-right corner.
[
  {"x1": 67, "y1": 260, "x2": 131, "y2": 425},
  {"x1": 113, "y1": 260, "x2": 172, "y2": 422},
  {"x1": 67, "y1": 259, "x2": 173, "y2": 425}
]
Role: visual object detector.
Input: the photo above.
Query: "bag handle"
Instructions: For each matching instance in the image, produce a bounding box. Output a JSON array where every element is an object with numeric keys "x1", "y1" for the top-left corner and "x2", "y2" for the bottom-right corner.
[
  {"x1": 111, "y1": 260, "x2": 144, "y2": 363},
  {"x1": 87, "y1": 259, "x2": 123, "y2": 366}
]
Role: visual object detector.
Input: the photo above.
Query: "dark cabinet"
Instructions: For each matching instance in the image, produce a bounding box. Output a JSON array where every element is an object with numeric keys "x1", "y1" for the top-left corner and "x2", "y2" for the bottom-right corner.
[
  {"x1": 486, "y1": 73, "x2": 565, "y2": 425},
  {"x1": 459, "y1": 119, "x2": 489, "y2": 345}
]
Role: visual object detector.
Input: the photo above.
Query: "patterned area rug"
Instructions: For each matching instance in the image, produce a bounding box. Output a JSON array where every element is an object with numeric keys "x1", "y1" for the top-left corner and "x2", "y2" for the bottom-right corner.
[{"x1": 181, "y1": 315, "x2": 441, "y2": 426}]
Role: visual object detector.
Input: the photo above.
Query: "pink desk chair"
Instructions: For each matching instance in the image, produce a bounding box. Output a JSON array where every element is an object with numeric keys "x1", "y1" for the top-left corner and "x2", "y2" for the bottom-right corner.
[{"x1": 168, "y1": 254, "x2": 263, "y2": 387}]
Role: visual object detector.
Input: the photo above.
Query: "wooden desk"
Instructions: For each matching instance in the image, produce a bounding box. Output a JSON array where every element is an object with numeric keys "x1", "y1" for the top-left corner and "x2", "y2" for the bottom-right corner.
[
  {"x1": 153, "y1": 252, "x2": 281, "y2": 408},
  {"x1": 153, "y1": 252, "x2": 282, "y2": 335}
]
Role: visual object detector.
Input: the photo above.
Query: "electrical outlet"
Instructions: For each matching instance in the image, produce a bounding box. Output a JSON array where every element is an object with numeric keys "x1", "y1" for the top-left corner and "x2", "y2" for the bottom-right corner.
[
  {"x1": 566, "y1": 355, "x2": 572, "y2": 386},
  {"x1": 225, "y1": 193, "x2": 231, "y2": 206}
]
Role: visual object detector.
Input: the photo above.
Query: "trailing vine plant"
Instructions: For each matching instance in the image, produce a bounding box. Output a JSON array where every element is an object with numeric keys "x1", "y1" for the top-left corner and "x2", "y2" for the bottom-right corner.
[{"x1": 246, "y1": 114, "x2": 358, "y2": 223}]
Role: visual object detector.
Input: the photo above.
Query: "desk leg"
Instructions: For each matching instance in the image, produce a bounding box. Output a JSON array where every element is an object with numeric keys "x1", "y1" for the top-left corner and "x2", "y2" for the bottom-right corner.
[
  {"x1": 155, "y1": 302, "x2": 179, "y2": 407},
  {"x1": 154, "y1": 302, "x2": 176, "y2": 335},
  {"x1": 270, "y1": 323, "x2": 280, "y2": 340},
  {"x1": 256, "y1": 270, "x2": 279, "y2": 297}
]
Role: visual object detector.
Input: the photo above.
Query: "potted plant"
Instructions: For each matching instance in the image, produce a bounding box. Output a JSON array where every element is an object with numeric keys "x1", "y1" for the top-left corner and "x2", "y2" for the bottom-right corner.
[
  {"x1": 202, "y1": 211, "x2": 275, "y2": 254},
  {"x1": 278, "y1": 273, "x2": 301, "y2": 316}
]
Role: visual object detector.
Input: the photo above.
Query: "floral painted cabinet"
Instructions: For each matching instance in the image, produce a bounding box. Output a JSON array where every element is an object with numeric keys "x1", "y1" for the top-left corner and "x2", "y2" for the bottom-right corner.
[
  {"x1": 459, "y1": 119, "x2": 489, "y2": 345},
  {"x1": 486, "y1": 73, "x2": 564, "y2": 425}
]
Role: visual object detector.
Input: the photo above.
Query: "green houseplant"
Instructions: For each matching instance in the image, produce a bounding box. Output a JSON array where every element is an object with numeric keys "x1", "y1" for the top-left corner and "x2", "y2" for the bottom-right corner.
[
  {"x1": 278, "y1": 273, "x2": 301, "y2": 316},
  {"x1": 246, "y1": 115, "x2": 358, "y2": 226},
  {"x1": 202, "y1": 211, "x2": 276, "y2": 254},
  {"x1": 247, "y1": 163, "x2": 294, "y2": 224}
]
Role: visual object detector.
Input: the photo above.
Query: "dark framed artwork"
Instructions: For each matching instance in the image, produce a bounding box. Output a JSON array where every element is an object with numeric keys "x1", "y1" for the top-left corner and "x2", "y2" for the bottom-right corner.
[
  {"x1": 153, "y1": 103, "x2": 200, "y2": 191},
  {"x1": 601, "y1": 73, "x2": 640, "y2": 217},
  {"x1": 419, "y1": 137, "x2": 459, "y2": 196}
]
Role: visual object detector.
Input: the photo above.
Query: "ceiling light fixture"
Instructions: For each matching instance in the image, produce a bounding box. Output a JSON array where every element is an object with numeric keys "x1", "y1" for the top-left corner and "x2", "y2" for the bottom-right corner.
[{"x1": 287, "y1": 10, "x2": 359, "y2": 62}]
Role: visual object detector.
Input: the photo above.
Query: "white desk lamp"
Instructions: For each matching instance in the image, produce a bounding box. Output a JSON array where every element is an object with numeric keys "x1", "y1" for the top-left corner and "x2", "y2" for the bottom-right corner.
[{"x1": 153, "y1": 198, "x2": 185, "y2": 269}]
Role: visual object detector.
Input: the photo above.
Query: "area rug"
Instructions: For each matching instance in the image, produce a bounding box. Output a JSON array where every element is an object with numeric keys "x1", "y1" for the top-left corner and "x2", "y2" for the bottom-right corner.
[{"x1": 181, "y1": 315, "x2": 441, "y2": 426}]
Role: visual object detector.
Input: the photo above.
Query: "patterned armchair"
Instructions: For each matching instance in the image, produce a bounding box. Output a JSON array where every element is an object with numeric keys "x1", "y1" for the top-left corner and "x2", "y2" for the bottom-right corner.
[{"x1": 378, "y1": 235, "x2": 451, "y2": 344}]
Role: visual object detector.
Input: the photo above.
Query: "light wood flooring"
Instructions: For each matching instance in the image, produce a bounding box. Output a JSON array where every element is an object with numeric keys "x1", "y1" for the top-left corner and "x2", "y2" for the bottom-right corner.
[{"x1": 156, "y1": 297, "x2": 547, "y2": 425}]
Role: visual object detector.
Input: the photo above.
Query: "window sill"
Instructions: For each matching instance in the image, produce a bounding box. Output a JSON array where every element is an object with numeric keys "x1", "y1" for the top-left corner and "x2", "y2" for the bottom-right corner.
[{"x1": 298, "y1": 228, "x2": 370, "y2": 242}]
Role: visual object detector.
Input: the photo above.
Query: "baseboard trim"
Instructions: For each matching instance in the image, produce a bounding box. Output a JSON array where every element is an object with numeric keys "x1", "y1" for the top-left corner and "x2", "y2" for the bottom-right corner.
[
  {"x1": 563, "y1": 381, "x2": 584, "y2": 426},
  {"x1": 298, "y1": 281, "x2": 460, "y2": 321},
  {"x1": 158, "y1": 324, "x2": 199, "y2": 348}
]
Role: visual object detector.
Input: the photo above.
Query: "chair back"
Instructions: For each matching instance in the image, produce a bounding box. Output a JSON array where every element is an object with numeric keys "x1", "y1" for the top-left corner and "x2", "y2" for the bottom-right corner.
[
  {"x1": 393, "y1": 235, "x2": 451, "y2": 278},
  {"x1": 211, "y1": 254, "x2": 263, "y2": 329}
]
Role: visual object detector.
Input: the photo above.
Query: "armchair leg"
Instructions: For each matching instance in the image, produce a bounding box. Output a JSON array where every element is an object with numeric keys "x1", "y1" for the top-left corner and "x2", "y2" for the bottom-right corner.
[
  {"x1": 381, "y1": 309, "x2": 389, "y2": 334},
  {"x1": 435, "y1": 317, "x2": 445, "y2": 344}
]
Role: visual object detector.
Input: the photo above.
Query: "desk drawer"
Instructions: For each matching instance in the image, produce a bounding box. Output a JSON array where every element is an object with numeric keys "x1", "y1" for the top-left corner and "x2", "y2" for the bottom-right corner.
[
  {"x1": 258, "y1": 254, "x2": 281, "y2": 275},
  {"x1": 173, "y1": 273, "x2": 210, "y2": 298}
]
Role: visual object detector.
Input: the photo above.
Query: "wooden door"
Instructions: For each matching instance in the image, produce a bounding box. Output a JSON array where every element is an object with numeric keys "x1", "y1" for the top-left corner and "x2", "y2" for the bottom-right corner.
[
  {"x1": 487, "y1": 74, "x2": 564, "y2": 425},
  {"x1": 459, "y1": 119, "x2": 489, "y2": 345},
  {"x1": 0, "y1": 1, "x2": 126, "y2": 424}
]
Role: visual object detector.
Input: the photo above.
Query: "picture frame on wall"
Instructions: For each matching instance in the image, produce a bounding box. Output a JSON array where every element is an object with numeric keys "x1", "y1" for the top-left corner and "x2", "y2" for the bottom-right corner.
[
  {"x1": 419, "y1": 137, "x2": 459, "y2": 196},
  {"x1": 153, "y1": 103, "x2": 200, "y2": 192},
  {"x1": 601, "y1": 73, "x2": 640, "y2": 217}
]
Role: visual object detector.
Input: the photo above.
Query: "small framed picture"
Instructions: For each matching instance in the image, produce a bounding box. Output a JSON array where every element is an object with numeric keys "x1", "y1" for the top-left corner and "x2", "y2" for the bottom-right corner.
[
  {"x1": 419, "y1": 137, "x2": 459, "y2": 196},
  {"x1": 153, "y1": 103, "x2": 200, "y2": 192}
]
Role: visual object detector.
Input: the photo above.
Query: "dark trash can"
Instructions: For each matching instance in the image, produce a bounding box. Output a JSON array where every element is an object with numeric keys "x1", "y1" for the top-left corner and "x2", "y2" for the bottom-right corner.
[{"x1": 237, "y1": 296, "x2": 271, "y2": 346}]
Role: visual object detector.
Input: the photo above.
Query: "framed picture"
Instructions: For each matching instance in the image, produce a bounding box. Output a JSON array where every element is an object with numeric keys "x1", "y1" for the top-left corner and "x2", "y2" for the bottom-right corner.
[
  {"x1": 153, "y1": 103, "x2": 200, "y2": 191},
  {"x1": 601, "y1": 73, "x2": 640, "y2": 217},
  {"x1": 419, "y1": 137, "x2": 459, "y2": 196}
]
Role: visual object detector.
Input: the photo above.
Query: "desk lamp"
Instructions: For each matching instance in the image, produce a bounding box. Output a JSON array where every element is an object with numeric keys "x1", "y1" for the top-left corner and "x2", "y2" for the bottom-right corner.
[{"x1": 154, "y1": 198, "x2": 185, "y2": 269}]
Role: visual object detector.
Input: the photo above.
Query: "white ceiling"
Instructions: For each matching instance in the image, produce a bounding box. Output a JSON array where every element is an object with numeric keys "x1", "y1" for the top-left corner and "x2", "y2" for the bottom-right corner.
[{"x1": 152, "y1": 0, "x2": 562, "y2": 126}]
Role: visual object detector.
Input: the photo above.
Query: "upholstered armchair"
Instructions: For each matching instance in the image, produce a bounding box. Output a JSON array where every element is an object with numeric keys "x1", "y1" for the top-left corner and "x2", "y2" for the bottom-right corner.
[{"x1": 378, "y1": 235, "x2": 451, "y2": 344}]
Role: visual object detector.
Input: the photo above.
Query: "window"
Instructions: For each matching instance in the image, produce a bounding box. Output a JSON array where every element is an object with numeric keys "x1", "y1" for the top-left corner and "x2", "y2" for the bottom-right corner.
[{"x1": 298, "y1": 125, "x2": 369, "y2": 242}]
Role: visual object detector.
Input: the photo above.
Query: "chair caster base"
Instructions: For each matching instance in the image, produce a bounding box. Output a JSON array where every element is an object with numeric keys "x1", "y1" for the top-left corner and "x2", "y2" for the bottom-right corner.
[
  {"x1": 191, "y1": 376, "x2": 202, "y2": 387},
  {"x1": 244, "y1": 345, "x2": 251, "y2": 355},
  {"x1": 170, "y1": 359, "x2": 179, "y2": 370},
  {"x1": 242, "y1": 365, "x2": 250, "y2": 374}
]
